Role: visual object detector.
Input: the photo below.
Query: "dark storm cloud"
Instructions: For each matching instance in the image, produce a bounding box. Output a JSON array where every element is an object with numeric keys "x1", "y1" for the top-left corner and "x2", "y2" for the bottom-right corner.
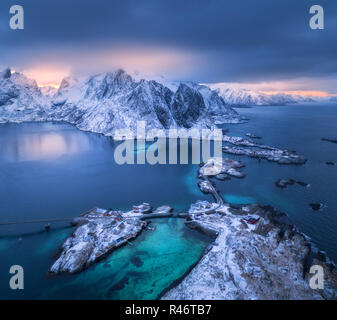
[{"x1": 0, "y1": 0, "x2": 336, "y2": 86}]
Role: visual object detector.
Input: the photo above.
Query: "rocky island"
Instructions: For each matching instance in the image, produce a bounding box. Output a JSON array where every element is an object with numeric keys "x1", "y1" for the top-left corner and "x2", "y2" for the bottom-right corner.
[
  {"x1": 222, "y1": 134, "x2": 307, "y2": 164},
  {"x1": 161, "y1": 153, "x2": 337, "y2": 299},
  {"x1": 275, "y1": 179, "x2": 310, "y2": 189},
  {"x1": 50, "y1": 207, "x2": 148, "y2": 274},
  {"x1": 245, "y1": 133, "x2": 262, "y2": 139},
  {"x1": 200, "y1": 157, "x2": 245, "y2": 179},
  {"x1": 162, "y1": 201, "x2": 337, "y2": 300},
  {"x1": 49, "y1": 203, "x2": 179, "y2": 275},
  {"x1": 309, "y1": 203, "x2": 324, "y2": 211},
  {"x1": 223, "y1": 145, "x2": 307, "y2": 164},
  {"x1": 321, "y1": 138, "x2": 337, "y2": 144}
]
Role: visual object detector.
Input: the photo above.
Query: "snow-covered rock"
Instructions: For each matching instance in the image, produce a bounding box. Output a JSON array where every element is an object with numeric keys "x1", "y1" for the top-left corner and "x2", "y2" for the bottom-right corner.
[
  {"x1": 162, "y1": 203, "x2": 337, "y2": 300},
  {"x1": 181, "y1": 82, "x2": 243, "y2": 124},
  {"x1": 0, "y1": 69, "x2": 50, "y2": 123},
  {"x1": 50, "y1": 207, "x2": 147, "y2": 274},
  {"x1": 222, "y1": 145, "x2": 307, "y2": 165},
  {"x1": 201, "y1": 157, "x2": 245, "y2": 178},
  {"x1": 40, "y1": 86, "x2": 58, "y2": 98},
  {"x1": 50, "y1": 70, "x2": 242, "y2": 135},
  {"x1": 222, "y1": 134, "x2": 307, "y2": 164}
]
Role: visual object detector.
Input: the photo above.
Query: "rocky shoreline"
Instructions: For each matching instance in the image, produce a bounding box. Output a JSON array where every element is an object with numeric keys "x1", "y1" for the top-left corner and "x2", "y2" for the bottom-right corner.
[
  {"x1": 49, "y1": 204, "x2": 171, "y2": 275},
  {"x1": 47, "y1": 140, "x2": 337, "y2": 299},
  {"x1": 162, "y1": 155, "x2": 337, "y2": 300},
  {"x1": 162, "y1": 201, "x2": 337, "y2": 299}
]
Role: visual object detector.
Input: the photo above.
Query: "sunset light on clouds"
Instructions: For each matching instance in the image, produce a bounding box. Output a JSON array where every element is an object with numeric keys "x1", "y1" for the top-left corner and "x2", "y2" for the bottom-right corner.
[
  {"x1": 2, "y1": 0, "x2": 336, "y2": 94},
  {"x1": 23, "y1": 65, "x2": 70, "y2": 88},
  {"x1": 210, "y1": 79, "x2": 337, "y2": 97},
  {"x1": 16, "y1": 46, "x2": 197, "y2": 88},
  {"x1": 260, "y1": 91, "x2": 337, "y2": 97}
]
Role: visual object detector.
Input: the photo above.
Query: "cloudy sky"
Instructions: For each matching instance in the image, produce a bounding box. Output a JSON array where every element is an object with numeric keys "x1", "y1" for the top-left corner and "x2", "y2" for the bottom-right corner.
[{"x1": 0, "y1": 0, "x2": 336, "y2": 95}]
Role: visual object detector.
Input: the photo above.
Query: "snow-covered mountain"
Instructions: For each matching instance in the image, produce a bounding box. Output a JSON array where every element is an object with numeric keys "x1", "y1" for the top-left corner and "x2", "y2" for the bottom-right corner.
[
  {"x1": 0, "y1": 69, "x2": 50, "y2": 122},
  {"x1": 40, "y1": 86, "x2": 58, "y2": 97},
  {"x1": 180, "y1": 82, "x2": 243, "y2": 124},
  {"x1": 209, "y1": 85, "x2": 315, "y2": 107},
  {"x1": 0, "y1": 68, "x2": 242, "y2": 136}
]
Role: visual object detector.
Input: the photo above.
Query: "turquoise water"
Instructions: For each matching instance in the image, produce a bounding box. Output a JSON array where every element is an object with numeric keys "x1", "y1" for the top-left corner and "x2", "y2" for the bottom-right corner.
[
  {"x1": 224, "y1": 194, "x2": 256, "y2": 204},
  {"x1": 0, "y1": 122, "x2": 211, "y2": 299},
  {"x1": 220, "y1": 104, "x2": 337, "y2": 262},
  {"x1": 0, "y1": 218, "x2": 209, "y2": 300},
  {"x1": 43, "y1": 218, "x2": 209, "y2": 300}
]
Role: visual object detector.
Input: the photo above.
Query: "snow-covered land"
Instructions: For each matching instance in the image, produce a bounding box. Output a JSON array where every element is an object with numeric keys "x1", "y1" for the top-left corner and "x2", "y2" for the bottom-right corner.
[
  {"x1": 50, "y1": 203, "x2": 177, "y2": 274},
  {"x1": 222, "y1": 135, "x2": 307, "y2": 164},
  {"x1": 0, "y1": 69, "x2": 51, "y2": 122},
  {"x1": 200, "y1": 157, "x2": 245, "y2": 179},
  {"x1": 50, "y1": 207, "x2": 147, "y2": 274},
  {"x1": 162, "y1": 202, "x2": 337, "y2": 300},
  {"x1": 0, "y1": 68, "x2": 243, "y2": 136}
]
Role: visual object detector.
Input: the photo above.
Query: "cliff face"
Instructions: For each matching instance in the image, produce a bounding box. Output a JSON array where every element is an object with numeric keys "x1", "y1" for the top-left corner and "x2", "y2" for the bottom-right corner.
[
  {"x1": 0, "y1": 69, "x2": 50, "y2": 122},
  {"x1": 0, "y1": 68, "x2": 242, "y2": 136}
]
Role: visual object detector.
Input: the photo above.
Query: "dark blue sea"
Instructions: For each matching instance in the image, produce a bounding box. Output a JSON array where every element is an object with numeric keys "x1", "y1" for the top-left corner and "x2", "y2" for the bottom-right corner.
[{"x1": 0, "y1": 104, "x2": 336, "y2": 299}]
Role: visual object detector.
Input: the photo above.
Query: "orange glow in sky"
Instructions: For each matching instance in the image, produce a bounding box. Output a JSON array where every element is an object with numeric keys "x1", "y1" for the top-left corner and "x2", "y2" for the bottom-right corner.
[
  {"x1": 260, "y1": 90, "x2": 336, "y2": 97},
  {"x1": 18, "y1": 60, "x2": 337, "y2": 97},
  {"x1": 19, "y1": 47, "x2": 192, "y2": 88},
  {"x1": 210, "y1": 80, "x2": 337, "y2": 97},
  {"x1": 23, "y1": 66, "x2": 70, "y2": 88},
  {"x1": 63, "y1": 46, "x2": 196, "y2": 79}
]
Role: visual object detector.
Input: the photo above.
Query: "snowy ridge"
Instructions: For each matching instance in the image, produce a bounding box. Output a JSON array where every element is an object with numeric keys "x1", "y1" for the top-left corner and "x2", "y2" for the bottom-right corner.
[
  {"x1": 209, "y1": 85, "x2": 316, "y2": 107},
  {"x1": 0, "y1": 68, "x2": 243, "y2": 136}
]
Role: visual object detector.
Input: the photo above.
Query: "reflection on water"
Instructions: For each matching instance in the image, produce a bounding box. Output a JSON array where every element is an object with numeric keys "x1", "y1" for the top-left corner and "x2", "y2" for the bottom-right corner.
[
  {"x1": 0, "y1": 122, "x2": 211, "y2": 299},
  {"x1": 0, "y1": 126, "x2": 90, "y2": 162}
]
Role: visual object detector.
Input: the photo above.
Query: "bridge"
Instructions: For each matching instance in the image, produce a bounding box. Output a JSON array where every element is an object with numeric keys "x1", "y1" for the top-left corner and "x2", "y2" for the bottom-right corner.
[
  {"x1": 0, "y1": 217, "x2": 74, "y2": 226},
  {"x1": 0, "y1": 175, "x2": 223, "y2": 227}
]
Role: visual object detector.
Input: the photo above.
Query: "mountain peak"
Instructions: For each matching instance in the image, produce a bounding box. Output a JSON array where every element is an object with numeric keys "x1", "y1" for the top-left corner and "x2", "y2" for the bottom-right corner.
[
  {"x1": 0, "y1": 68, "x2": 243, "y2": 135},
  {"x1": 1, "y1": 68, "x2": 12, "y2": 79}
]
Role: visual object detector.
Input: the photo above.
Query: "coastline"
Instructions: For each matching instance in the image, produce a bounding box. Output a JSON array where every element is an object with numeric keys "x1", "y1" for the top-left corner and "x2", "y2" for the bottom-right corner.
[{"x1": 1, "y1": 115, "x2": 337, "y2": 299}]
